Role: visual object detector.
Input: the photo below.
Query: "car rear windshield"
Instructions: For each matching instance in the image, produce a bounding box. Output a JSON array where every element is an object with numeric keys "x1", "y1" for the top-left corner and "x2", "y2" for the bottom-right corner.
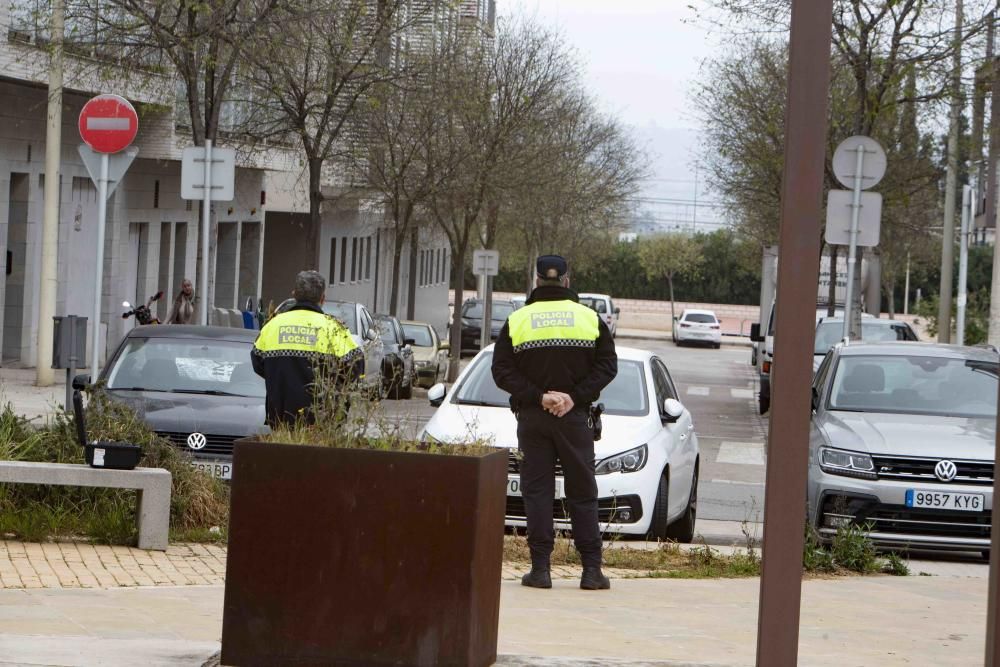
[
  {"x1": 452, "y1": 353, "x2": 648, "y2": 416},
  {"x1": 580, "y1": 297, "x2": 607, "y2": 313},
  {"x1": 402, "y1": 324, "x2": 433, "y2": 347},
  {"x1": 828, "y1": 354, "x2": 998, "y2": 418},
  {"x1": 322, "y1": 302, "x2": 358, "y2": 333},
  {"x1": 106, "y1": 338, "x2": 265, "y2": 398},
  {"x1": 814, "y1": 321, "x2": 916, "y2": 354},
  {"x1": 462, "y1": 302, "x2": 514, "y2": 320},
  {"x1": 684, "y1": 313, "x2": 716, "y2": 323}
]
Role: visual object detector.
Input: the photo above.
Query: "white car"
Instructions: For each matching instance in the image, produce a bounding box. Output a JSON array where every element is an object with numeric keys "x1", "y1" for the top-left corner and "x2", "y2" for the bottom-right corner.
[
  {"x1": 673, "y1": 309, "x2": 722, "y2": 348},
  {"x1": 510, "y1": 295, "x2": 527, "y2": 310},
  {"x1": 578, "y1": 293, "x2": 620, "y2": 337},
  {"x1": 420, "y1": 345, "x2": 700, "y2": 541}
]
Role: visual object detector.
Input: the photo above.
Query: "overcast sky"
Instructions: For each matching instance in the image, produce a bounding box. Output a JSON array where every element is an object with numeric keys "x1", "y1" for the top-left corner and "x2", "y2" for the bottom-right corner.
[
  {"x1": 516, "y1": 0, "x2": 716, "y2": 130},
  {"x1": 509, "y1": 1, "x2": 725, "y2": 218}
]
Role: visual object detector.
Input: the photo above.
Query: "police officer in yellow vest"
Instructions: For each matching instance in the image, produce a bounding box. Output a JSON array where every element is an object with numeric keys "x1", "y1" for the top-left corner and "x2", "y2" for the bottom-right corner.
[
  {"x1": 493, "y1": 255, "x2": 618, "y2": 590},
  {"x1": 252, "y1": 270, "x2": 364, "y2": 427}
]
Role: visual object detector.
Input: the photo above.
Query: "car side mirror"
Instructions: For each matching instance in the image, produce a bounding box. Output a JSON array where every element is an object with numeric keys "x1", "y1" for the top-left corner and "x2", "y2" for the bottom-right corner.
[
  {"x1": 811, "y1": 387, "x2": 820, "y2": 412},
  {"x1": 439, "y1": 341, "x2": 450, "y2": 351},
  {"x1": 614, "y1": 307, "x2": 621, "y2": 314},
  {"x1": 428, "y1": 383, "x2": 447, "y2": 407},
  {"x1": 122, "y1": 301, "x2": 132, "y2": 309},
  {"x1": 750, "y1": 323, "x2": 763, "y2": 342},
  {"x1": 72, "y1": 374, "x2": 91, "y2": 391},
  {"x1": 662, "y1": 398, "x2": 684, "y2": 423},
  {"x1": 365, "y1": 328, "x2": 379, "y2": 342}
]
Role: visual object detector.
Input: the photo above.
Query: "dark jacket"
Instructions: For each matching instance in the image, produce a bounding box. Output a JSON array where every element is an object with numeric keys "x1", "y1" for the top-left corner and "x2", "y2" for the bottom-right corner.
[
  {"x1": 492, "y1": 285, "x2": 617, "y2": 412},
  {"x1": 251, "y1": 302, "x2": 364, "y2": 426}
]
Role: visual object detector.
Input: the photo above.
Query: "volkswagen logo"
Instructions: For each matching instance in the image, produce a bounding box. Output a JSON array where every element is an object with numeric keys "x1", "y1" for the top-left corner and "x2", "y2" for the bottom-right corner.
[
  {"x1": 934, "y1": 459, "x2": 958, "y2": 483},
  {"x1": 186, "y1": 432, "x2": 207, "y2": 450}
]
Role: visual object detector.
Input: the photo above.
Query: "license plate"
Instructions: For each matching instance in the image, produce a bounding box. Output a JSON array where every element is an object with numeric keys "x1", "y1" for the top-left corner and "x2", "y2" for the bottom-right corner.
[
  {"x1": 507, "y1": 475, "x2": 565, "y2": 499},
  {"x1": 905, "y1": 489, "x2": 984, "y2": 512},
  {"x1": 191, "y1": 460, "x2": 232, "y2": 480}
]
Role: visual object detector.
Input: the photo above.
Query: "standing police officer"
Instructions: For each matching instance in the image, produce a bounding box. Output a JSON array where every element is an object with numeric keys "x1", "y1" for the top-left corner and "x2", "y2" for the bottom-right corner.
[
  {"x1": 252, "y1": 270, "x2": 364, "y2": 427},
  {"x1": 492, "y1": 255, "x2": 617, "y2": 590}
]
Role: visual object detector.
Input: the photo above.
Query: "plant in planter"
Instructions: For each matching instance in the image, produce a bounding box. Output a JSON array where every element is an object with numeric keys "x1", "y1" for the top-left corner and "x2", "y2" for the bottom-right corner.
[{"x1": 221, "y1": 382, "x2": 507, "y2": 667}]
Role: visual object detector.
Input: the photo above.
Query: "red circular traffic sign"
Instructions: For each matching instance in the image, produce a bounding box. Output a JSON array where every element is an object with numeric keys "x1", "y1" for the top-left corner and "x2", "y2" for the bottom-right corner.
[{"x1": 78, "y1": 94, "x2": 138, "y2": 154}]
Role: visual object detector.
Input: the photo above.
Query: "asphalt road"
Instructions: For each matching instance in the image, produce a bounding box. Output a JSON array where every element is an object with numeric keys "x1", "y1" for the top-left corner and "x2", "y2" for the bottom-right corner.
[{"x1": 380, "y1": 337, "x2": 766, "y2": 526}]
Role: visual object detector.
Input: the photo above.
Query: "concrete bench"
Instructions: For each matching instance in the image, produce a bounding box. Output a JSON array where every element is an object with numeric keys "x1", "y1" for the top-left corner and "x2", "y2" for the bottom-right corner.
[{"x1": 0, "y1": 461, "x2": 171, "y2": 551}]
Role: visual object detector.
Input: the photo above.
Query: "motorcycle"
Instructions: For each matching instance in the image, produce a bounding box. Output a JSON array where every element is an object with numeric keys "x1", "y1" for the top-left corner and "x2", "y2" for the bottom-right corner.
[{"x1": 122, "y1": 291, "x2": 164, "y2": 325}]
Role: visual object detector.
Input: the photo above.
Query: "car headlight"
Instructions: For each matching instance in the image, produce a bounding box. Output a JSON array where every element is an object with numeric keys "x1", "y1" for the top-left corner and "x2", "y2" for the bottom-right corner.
[
  {"x1": 818, "y1": 447, "x2": 876, "y2": 480},
  {"x1": 595, "y1": 445, "x2": 648, "y2": 475},
  {"x1": 415, "y1": 360, "x2": 433, "y2": 368}
]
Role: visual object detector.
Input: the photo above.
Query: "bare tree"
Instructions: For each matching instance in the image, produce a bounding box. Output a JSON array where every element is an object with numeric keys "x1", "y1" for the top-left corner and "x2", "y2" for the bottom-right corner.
[{"x1": 242, "y1": 0, "x2": 429, "y2": 269}]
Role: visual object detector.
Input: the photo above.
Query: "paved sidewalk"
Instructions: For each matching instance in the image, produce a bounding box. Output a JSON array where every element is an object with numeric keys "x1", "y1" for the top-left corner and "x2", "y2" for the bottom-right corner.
[
  {"x1": 0, "y1": 575, "x2": 990, "y2": 666},
  {"x1": 0, "y1": 367, "x2": 65, "y2": 423}
]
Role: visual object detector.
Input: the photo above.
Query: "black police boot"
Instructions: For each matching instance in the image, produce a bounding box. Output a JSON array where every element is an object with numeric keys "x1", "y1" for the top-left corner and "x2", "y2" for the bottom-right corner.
[
  {"x1": 580, "y1": 566, "x2": 611, "y2": 590},
  {"x1": 521, "y1": 566, "x2": 552, "y2": 589}
]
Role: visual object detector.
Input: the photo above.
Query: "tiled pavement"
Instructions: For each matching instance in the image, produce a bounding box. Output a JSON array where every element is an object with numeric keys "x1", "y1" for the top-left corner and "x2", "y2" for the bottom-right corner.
[{"x1": 0, "y1": 540, "x2": 642, "y2": 589}]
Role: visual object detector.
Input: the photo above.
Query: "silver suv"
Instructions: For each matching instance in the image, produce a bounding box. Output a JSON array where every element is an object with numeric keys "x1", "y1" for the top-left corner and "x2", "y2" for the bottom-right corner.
[{"x1": 809, "y1": 342, "x2": 997, "y2": 553}]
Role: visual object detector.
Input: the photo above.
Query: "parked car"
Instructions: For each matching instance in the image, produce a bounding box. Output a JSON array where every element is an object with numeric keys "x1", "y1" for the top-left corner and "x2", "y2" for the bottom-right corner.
[
  {"x1": 813, "y1": 317, "x2": 918, "y2": 372},
  {"x1": 275, "y1": 298, "x2": 386, "y2": 397},
  {"x1": 809, "y1": 342, "x2": 997, "y2": 554},
  {"x1": 97, "y1": 325, "x2": 267, "y2": 480},
  {"x1": 459, "y1": 299, "x2": 516, "y2": 353},
  {"x1": 401, "y1": 320, "x2": 449, "y2": 389},
  {"x1": 374, "y1": 314, "x2": 415, "y2": 400},
  {"x1": 510, "y1": 295, "x2": 527, "y2": 310},
  {"x1": 578, "y1": 293, "x2": 619, "y2": 337},
  {"x1": 419, "y1": 345, "x2": 700, "y2": 541},
  {"x1": 672, "y1": 309, "x2": 721, "y2": 348}
]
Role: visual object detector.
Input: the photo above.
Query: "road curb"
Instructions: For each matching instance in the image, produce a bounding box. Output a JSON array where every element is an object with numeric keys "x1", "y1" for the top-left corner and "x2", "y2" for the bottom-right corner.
[{"x1": 615, "y1": 331, "x2": 752, "y2": 348}]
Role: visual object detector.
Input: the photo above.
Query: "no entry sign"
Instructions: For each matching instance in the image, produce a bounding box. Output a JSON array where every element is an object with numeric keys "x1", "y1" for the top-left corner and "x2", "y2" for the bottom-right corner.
[{"x1": 78, "y1": 94, "x2": 138, "y2": 154}]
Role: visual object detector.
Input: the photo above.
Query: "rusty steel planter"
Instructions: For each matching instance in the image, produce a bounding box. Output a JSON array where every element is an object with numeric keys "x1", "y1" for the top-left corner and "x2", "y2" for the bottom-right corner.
[{"x1": 220, "y1": 439, "x2": 507, "y2": 667}]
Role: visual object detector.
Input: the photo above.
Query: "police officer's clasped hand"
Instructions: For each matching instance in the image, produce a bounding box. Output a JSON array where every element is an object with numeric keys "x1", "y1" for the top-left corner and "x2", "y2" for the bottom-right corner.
[{"x1": 541, "y1": 391, "x2": 574, "y2": 418}]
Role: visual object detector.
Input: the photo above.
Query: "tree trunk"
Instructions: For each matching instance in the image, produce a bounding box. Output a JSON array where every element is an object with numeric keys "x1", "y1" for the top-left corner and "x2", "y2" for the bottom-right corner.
[
  {"x1": 886, "y1": 282, "x2": 896, "y2": 319},
  {"x1": 667, "y1": 275, "x2": 676, "y2": 323},
  {"x1": 827, "y1": 245, "x2": 838, "y2": 316},
  {"x1": 406, "y1": 230, "x2": 419, "y2": 320},
  {"x1": 388, "y1": 228, "x2": 407, "y2": 316},
  {"x1": 307, "y1": 156, "x2": 324, "y2": 271},
  {"x1": 447, "y1": 245, "x2": 467, "y2": 382}
]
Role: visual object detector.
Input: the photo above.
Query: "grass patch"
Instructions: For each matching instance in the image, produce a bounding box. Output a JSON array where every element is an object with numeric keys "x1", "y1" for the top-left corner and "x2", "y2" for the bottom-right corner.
[
  {"x1": 803, "y1": 522, "x2": 910, "y2": 576},
  {"x1": 503, "y1": 533, "x2": 762, "y2": 579},
  {"x1": 0, "y1": 395, "x2": 229, "y2": 546}
]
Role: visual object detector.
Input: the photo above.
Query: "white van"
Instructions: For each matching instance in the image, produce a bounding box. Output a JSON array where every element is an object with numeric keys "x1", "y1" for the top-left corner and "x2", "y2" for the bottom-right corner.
[{"x1": 578, "y1": 293, "x2": 620, "y2": 337}]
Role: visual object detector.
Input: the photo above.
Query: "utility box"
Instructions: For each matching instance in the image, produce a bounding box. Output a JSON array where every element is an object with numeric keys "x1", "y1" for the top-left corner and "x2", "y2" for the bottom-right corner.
[{"x1": 52, "y1": 315, "x2": 88, "y2": 370}]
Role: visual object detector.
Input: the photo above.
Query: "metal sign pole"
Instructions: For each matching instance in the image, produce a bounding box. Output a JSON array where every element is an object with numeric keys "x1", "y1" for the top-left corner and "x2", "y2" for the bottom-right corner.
[
  {"x1": 90, "y1": 153, "x2": 109, "y2": 380},
  {"x1": 957, "y1": 185, "x2": 972, "y2": 345},
  {"x1": 842, "y1": 144, "x2": 866, "y2": 341},
  {"x1": 481, "y1": 275, "x2": 494, "y2": 350},
  {"x1": 200, "y1": 139, "x2": 213, "y2": 325}
]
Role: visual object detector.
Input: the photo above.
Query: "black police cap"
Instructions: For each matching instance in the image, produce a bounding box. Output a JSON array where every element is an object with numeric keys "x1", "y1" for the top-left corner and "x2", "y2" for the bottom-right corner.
[{"x1": 536, "y1": 255, "x2": 569, "y2": 280}]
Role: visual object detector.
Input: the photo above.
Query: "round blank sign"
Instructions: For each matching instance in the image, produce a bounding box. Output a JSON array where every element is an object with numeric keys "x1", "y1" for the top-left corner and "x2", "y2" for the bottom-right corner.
[{"x1": 832, "y1": 135, "x2": 886, "y2": 190}]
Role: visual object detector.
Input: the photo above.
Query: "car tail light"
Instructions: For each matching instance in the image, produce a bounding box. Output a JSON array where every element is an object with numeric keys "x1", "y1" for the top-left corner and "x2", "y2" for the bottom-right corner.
[
  {"x1": 710, "y1": 324, "x2": 720, "y2": 330},
  {"x1": 680, "y1": 323, "x2": 691, "y2": 328},
  {"x1": 762, "y1": 360, "x2": 771, "y2": 373}
]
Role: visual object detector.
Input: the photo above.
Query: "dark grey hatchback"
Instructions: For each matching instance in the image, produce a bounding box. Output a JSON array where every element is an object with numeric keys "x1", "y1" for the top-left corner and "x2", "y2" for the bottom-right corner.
[{"x1": 98, "y1": 325, "x2": 267, "y2": 480}]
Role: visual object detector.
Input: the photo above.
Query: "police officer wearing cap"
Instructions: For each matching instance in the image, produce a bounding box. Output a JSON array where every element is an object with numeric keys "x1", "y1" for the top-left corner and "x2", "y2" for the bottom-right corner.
[{"x1": 492, "y1": 255, "x2": 618, "y2": 590}]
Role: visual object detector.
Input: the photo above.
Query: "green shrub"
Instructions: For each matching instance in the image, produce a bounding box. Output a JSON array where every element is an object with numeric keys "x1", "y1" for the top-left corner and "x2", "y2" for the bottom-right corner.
[{"x1": 0, "y1": 394, "x2": 228, "y2": 545}]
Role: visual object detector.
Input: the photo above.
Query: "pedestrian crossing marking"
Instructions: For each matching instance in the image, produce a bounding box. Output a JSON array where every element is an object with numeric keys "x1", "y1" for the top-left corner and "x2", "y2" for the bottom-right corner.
[
  {"x1": 716, "y1": 441, "x2": 766, "y2": 465},
  {"x1": 687, "y1": 386, "x2": 710, "y2": 396},
  {"x1": 730, "y1": 388, "x2": 754, "y2": 399}
]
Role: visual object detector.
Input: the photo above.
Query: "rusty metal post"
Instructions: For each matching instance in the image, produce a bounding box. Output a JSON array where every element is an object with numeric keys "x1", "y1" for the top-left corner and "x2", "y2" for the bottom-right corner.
[{"x1": 755, "y1": 1, "x2": 833, "y2": 665}]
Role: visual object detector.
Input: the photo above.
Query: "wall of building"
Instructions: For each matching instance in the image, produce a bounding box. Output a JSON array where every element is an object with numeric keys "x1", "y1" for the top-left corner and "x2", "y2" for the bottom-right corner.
[{"x1": 0, "y1": 81, "x2": 265, "y2": 368}]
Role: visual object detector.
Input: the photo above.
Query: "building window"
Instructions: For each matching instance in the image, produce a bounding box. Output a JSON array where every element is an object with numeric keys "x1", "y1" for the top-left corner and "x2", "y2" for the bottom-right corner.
[
  {"x1": 365, "y1": 236, "x2": 372, "y2": 280},
  {"x1": 340, "y1": 238, "x2": 348, "y2": 284},
  {"x1": 351, "y1": 237, "x2": 358, "y2": 282},
  {"x1": 436, "y1": 248, "x2": 443, "y2": 284},
  {"x1": 329, "y1": 237, "x2": 337, "y2": 283}
]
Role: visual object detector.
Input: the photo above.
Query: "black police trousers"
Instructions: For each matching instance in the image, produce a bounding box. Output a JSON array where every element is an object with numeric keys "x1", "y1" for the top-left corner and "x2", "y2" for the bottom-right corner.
[{"x1": 516, "y1": 407, "x2": 602, "y2": 568}]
